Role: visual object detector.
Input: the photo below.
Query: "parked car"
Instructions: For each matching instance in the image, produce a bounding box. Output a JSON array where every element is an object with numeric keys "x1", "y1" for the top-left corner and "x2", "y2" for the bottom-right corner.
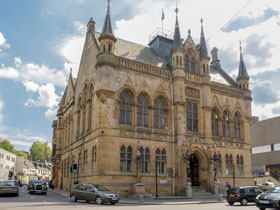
[
  {"x1": 255, "y1": 185, "x2": 280, "y2": 210},
  {"x1": 70, "y1": 183, "x2": 119, "y2": 205},
  {"x1": 258, "y1": 182, "x2": 275, "y2": 191},
  {"x1": 0, "y1": 180, "x2": 19, "y2": 196},
  {"x1": 226, "y1": 186, "x2": 264, "y2": 206},
  {"x1": 27, "y1": 180, "x2": 47, "y2": 195}
]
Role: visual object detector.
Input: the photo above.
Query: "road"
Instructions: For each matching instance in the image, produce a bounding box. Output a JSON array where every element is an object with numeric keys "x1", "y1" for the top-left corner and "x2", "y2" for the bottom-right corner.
[{"x1": 0, "y1": 186, "x2": 264, "y2": 210}]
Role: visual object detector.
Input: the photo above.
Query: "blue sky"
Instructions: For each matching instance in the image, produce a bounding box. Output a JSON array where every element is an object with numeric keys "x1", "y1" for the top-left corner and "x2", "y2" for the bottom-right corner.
[{"x1": 0, "y1": 0, "x2": 280, "y2": 151}]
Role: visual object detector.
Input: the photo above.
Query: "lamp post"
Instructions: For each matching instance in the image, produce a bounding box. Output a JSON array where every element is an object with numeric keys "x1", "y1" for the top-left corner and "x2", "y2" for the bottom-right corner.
[
  {"x1": 182, "y1": 142, "x2": 192, "y2": 198},
  {"x1": 209, "y1": 150, "x2": 219, "y2": 195},
  {"x1": 233, "y1": 163, "x2": 235, "y2": 188}
]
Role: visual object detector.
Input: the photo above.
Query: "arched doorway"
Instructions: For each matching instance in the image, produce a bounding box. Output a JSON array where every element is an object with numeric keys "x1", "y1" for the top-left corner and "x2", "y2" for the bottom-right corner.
[{"x1": 190, "y1": 154, "x2": 199, "y2": 186}]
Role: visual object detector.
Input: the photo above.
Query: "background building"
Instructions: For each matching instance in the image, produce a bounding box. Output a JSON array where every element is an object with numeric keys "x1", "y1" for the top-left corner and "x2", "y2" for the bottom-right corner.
[
  {"x1": 52, "y1": 3, "x2": 253, "y2": 195},
  {"x1": 251, "y1": 116, "x2": 280, "y2": 181},
  {"x1": 0, "y1": 148, "x2": 16, "y2": 180}
]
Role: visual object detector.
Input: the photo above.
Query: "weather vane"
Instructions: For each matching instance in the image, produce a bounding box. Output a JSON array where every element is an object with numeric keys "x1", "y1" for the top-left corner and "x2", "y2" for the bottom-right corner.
[{"x1": 239, "y1": 41, "x2": 242, "y2": 52}]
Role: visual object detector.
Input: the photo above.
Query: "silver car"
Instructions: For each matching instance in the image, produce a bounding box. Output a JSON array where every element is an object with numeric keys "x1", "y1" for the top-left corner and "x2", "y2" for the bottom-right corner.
[
  {"x1": 70, "y1": 183, "x2": 119, "y2": 205},
  {"x1": 27, "y1": 180, "x2": 47, "y2": 195},
  {"x1": 0, "y1": 180, "x2": 19, "y2": 196}
]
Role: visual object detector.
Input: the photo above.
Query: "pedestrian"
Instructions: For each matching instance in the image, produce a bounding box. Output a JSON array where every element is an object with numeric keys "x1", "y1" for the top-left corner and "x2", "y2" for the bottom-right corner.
[{"x1": 225, "y1": 181, "x2": 231, "y2": 193}]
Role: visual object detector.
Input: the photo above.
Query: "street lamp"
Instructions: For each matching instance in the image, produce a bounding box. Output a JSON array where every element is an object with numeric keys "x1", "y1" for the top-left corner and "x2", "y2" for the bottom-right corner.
[
  {"x1": 209, "y1": 144, "x2": 220, "y2": 195},
  {"x1": 182, "y1": 142, "x2": 192, "y2": 198}
]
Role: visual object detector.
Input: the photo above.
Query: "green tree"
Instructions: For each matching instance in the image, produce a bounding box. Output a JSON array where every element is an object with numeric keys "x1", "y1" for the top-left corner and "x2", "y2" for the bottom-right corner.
[
  {"x1": 16, "y1": 151, "x2": 28, "y2": 160},
  {"x1": 30, "y1": 141, "x2": 51, "y2": 160},
  {"x1": 0, "y1": 138, "x2": 16, "y2": 154}
]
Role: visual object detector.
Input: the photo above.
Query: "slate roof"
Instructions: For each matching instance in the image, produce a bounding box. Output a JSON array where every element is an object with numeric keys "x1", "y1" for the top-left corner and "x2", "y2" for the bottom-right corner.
[
  {"x1": 237, "y1": 52, "x2": 249, "y2": 79},
  {"x1": 101, "y1": 3, "x2": 114, "y2": 36},
  {"x1": 172, "y1": 16, "x2": 183, "y2": 49},
  {"x1": 24, "y1": 160, "x2": 36, "y2": 170},
  {"x1": 210, "y1": 65, "x2": 237, "y2": 87},
  {"x1": 200, "y1": 25, "x2": 208, "y2": 57}
]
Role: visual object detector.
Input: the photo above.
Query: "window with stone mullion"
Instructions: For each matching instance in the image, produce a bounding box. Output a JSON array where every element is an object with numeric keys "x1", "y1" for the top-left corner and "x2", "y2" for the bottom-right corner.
[
  {"x1": 137, "y1": 95, "x2": 149, "y2": 127},
  {"x1": 92, "y1": 146, "x2": 96, "y2": 173},
  {"x1": 212, "y1": 109, "x2": 219, "y2": 136},
  {"x1": 156, "y1": 149, "x2": 161, "y2": 174},
  {"x1": 187, "y1": 102, "x2": 198, "y2": 132},
  {"x1": 154, "y1": 98, "x2": 165, "y2": 129},
  {"x1": 222, "y1": 111, "x2": 230, "y2": 137},
  {"x1": 234, "y1": 113, "x2": 241, "y2": 139},
  {"x1": 119, "y1": 91, "x2": 132, "y2": 125},
  {"x1": 120, "y1": 145, "x2": 126, "y2": 172},
  {"x1": 126, "y1": 146, "x2": 132, "y2": 172},
  {"x1": 161, "y1": 149, "x2": 166, "y2": 174},
  {"x1": 217, "y1": 154, "x2": 222, "y2": 176},
  {"x1": 84, "y1": 151, "x2": 87, "y2": 174}
]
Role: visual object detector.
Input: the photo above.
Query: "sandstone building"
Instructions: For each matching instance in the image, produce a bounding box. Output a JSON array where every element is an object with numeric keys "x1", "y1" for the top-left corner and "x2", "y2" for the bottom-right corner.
[{"x1": 52, "y1": 3, "x2": 253, "y2": 195}]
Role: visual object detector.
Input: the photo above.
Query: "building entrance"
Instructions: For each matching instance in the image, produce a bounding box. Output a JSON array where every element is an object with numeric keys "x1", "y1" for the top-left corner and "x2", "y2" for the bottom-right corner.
[{"x1": 190, "y1": 154, "x2": 199, "y2": 186}]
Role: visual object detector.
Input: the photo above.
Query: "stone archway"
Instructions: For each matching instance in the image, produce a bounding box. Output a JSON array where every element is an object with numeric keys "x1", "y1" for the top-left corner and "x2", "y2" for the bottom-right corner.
[{"x1": 191, "y1": 147, "x2": 208, "y2": 190}]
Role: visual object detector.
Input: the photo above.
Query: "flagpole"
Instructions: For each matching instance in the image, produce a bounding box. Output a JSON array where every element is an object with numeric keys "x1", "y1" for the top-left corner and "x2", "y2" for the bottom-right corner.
[{"x1": 162, "y1": 8, "x2": 164, "y2": 36}]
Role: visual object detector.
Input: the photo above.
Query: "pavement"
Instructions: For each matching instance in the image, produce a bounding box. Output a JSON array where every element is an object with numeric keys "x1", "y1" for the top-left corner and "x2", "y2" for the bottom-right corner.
[{"x1": 49, "y1": 188, "x2": 226, "y2": 205}]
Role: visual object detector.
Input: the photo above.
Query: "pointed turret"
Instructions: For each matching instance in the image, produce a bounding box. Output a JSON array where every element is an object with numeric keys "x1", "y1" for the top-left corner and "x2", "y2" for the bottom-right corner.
[
  {"x1": 98, "y1": 0, "x2": 117, "y2": 53},
  {"x1": 171, "y1": 4, "x2": 184, "y2": 70},
  {"x1": 237, "y1": 42, "x2": 250, "y2": 90},
  {"x1": 199, "y1": 19, "x2": 210, "y2": 78},
  {"x1": 87, "y1": 17, "x2": 95, "y2": 32}
]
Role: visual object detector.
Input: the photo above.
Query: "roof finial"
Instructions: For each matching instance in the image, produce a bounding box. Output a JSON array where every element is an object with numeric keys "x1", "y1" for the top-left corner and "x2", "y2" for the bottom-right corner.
[
  {"x1": 239, "y1": 41, "x2": 242, "y2": 53},
  {"x1": 200, "y1": 17, "x2": 203, "y2": 26},
  {"x1": 188, "y1": 29, "x2": 191, "y2": 36},
  {"x1": 175, "y1": 3, "x2": 179, "y2": 16},
  {"x1": 107, "y1": 0, "x2": 111, "y2": 6}
]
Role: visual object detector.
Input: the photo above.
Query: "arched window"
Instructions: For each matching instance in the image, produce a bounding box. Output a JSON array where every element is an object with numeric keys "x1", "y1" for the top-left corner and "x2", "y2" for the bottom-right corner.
[
  {"x1": 137, "y1": 95, "x2": 149, "y2": 127},
  {"x1": 120, "y1": 145, "x2": 132, "y2": 172},
  {"x1": 88, "y1": 85, "x2": 93, "y2": 131},
  {"x1": 203, "y1": 64, "x2": 206, "y2": 74},
  {"x1": 180, "y1": 56, "x2": 182, "y2": 66},
  {"x1": 225, "y1": 154, "x2": 233, "y2": 176},
  {"x1": 237, "y1": 155, "x2": 244, "y2": 176},
  {"x1": 77, "y1": 111, "x2": 81, "y2": 137},
  {"x1": 217, "y1": 154, "x2": 222, "y2": 176},
  {"x1": 240, "y1": 155, "x2": 244, "y2": 176},
  {"x1": 222, "y1": 111, "x2": 230, "y2": 137},
  {"x1": 119, "y1": 91, "x2": 132, "y2": 125},
  {"x1": 92, "y1": 146, "x2": 96, "y2": 172},
  {"x1": 176, "y1": 56, "x2": 179, "y2": 65},
  {"x1": 234, "y1": 113, "x2": 241, "y2": 139},
  {"x1": 186, "y1": 102, "x2": 198, "y2": 132},
  {"x1": 140, "y1": 147, "x2": 150, "y2": 173},
  {"x1": 191, "y1": 58, "x2": 195, "y2": 74},
  {"x1": 211, "y1": 109, "x2": 219, "y2": 136},
  {"x1": 185, "y1": 57, "x2": 189, "y2": 72},
  {"x1": 154, "y1": 98, "x2": 166, "y2": 129},
  {"x1": 156, "y1": 148, "x2": 166, "y2": 174},
  {"x1": 78, "y1": 153, "x2": 82, "y2": 175}
]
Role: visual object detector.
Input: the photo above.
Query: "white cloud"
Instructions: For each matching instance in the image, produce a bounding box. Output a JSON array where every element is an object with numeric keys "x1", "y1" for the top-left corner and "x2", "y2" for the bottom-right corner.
[
  {"x1": 45, "y1": 108, "x2": 57, "y2": 121},
  {"x1": 23, "y1": 80, "x2": 39, "y2": 92},
  {"x1": 0, "y1": 32, "x2": 10, "y2": 49},
  {"x1": 25, "y1": 83, "x2": 59, "y2": 108},
  {"x1": 0, "y1": 65, "x2": 20, "y2": 79}
]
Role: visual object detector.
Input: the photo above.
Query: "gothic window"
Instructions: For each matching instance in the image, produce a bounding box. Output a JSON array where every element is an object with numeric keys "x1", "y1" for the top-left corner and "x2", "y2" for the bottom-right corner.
[
  {"x1": 217, "y1": 154, "x2": 222, "y2": 176},
  {"x1": 140, "y1": 147, "x2": 150, "y2": 173},
  {"x1": 240, "y1": 155, "x2": 244, "y2": 176},
  {"x1": 176, "y1": 56, "x2": 179, "y2": 66},
  {"x1": 222, "y1": 111, "x2": 230, "y2": 137},
  {"x1": 84, "y1": 150, "x2": 87, "y2": 174},
  {"x1": 180, "y1": 56, "x2": 182, "y2": 66},
  {"x1": 82, "y1": 106, "x2": 86, "y2": 134},
  {"x1": 234, "y1": 113, "x2": 241, "y2": 139},
  {"x1": 191, "y1": 58, "x2": 195, "y2": 74},
  {"x1": 92, "y1": 146, "x2": 97, "y2": 172},
  {"x1": 236, "y1": 155, "x2": 244, "y2": 176},
  {"x1": 225, "y1": 154, "x2": 233, "y2": 176},
  {"x1": 67, "y1": 158, "x2": 69, "y2": 177},
  {"x1": 185, "y1": 57, "x2": 189, "y2": 72},
  {"x1": 156, "y1": 148, "x2": 166, "y2": 174},
  {"x1": 212, "y1": 109, "x2": 219, "y2": 136},
  {"x1": 154, "y1": 98, "x2": 166, "y2": 129},
  {"x1": 137, "y1": 95, "x2": 149, "y2": 127},
  {"x1": 203, "y1": 64, "x2": 206, "y2": 74},
  {"x1": 77, "y1": 111, "x2": 81, "y2": 137},
  {"x1": 119, "y1": 91, "x2": 132, "y2": 125},
  {"x1": 88, "y1": 99, "x2": 92, "y2": 130},
  {"x1": 186, "y1": 102, "x2": 198, "y2": 132},
  {"x1": 120, "y1": 145, "x2": 132, "y2": 172}
]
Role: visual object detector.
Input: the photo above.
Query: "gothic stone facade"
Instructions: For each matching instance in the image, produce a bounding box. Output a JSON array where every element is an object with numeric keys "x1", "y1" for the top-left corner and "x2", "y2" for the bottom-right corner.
[{"x1": 51, "y1": 7, "x2": 253, "y2": 196}]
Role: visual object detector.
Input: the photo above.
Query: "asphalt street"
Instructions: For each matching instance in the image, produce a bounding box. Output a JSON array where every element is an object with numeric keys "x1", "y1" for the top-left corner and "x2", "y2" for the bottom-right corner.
[{"x1": 0, "y1": 186, "x2": 266, "y2": 210}]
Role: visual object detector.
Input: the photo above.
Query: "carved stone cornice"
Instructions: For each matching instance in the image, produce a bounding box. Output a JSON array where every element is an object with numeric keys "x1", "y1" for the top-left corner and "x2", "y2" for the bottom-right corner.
[{"x1": 96, "y1": 89, "x2": 115, "y2": 103}]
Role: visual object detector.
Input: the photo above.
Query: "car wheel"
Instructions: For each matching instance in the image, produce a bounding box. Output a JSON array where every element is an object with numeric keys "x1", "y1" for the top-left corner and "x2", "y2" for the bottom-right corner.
[
  {"x1": 15, "y1": 193, "x2": 19, "y2": 197},
  {"x1": 241, "y1": 198, "x2": 248, "y2": 206},
  {"x1": 110, "y1": 202, "x2": 116, "y2": 205},
  {"x1": 70, "y1": 194, "x2": 77, "y2": 202},
  {"x1": 259, "y1": 208, "x2": 265, "y2": 210},
  {"x1": 85, "y1": 200, "x2": 89, "y2": 203},
  {"x1": 95, "y1": 197, "x2": 103, "y2": 205},
  {"x1": 228, "y1": 201, "x2": 234, "y2": 205}
]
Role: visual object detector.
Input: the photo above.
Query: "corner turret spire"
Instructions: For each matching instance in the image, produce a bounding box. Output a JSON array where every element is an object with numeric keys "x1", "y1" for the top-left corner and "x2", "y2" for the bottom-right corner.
[
  {"x1": 200, "y1": 18, "x2": 208, "y2": 57},
  {"x1": 237, "y1": 42, "x2": 249, "y2": 79},
  {"x1": 172, "y1": 4, "x2": 183, "y2": 49},
  {"x1": 102, "y1": 0, "x2": 114, "y2": 36},
  {"x1": 98, "y1": 0, "x2": 116, "y2": 53}
]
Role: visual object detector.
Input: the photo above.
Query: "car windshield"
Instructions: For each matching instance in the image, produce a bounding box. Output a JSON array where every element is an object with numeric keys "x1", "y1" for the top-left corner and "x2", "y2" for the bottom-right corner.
[
  {"x1": 95, "y1": 185, "x2": 108, "y2": 191},
  {"x1": 0, "y1": 181, "x2": 15, "y2": 186},
  {"x1": 267, "y1": 186, "x2": 280, "y2": 193},
  {"x1": 32, "y1": 180, "x2": 44, "y2": 183},
  {"x1": 228, "y1": 188, "x2": 238, "y2": 193}
]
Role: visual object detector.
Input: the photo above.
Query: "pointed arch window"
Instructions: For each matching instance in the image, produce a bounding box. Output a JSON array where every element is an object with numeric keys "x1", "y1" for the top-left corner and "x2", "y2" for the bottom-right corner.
[
  {"x1": 185, "y1": 57, "x2": 189, "y2": 72},
  {"x1": 119, "y1": 91, "x2": 132, "y2": 125},
  {"x1": 120, "y1": 145, "x2": 132, "y2": 172},
  {"x1": 156, "y1": 148, "x2": 166, "y2": 174},
  {"x1": 186, "y1": 102, "x2": 198, "y2": 132},
  {"x1": 217, "y1": 154, "x2": 222, "y2": 176},
  {"x1": 154, "y1": 98, "x2": 166, "y2": 129},
  {"x1": 222, "y1": 111, "x2": 230, "y2": 137},
  {"x1": 84, "y1": 150, "x2": 87, "y2": 174},
  {"x1": 140, "y1": 147, "x2": 150, "y2": 173},
  {"x1": 92, "y1": 146, "x2": 97, "y2": 172},
  {"x1": 234, "y1": 113, "x2": 241, "y2": 139},
  {"x1": 191, "y1": 58, "x2": 195, "y2": 74},
  {"x1": 225, "y1": 154, "x2": 233, "y2": 176},
  {"x1": 137, "y1": 95, "x2": 149, "y2": 127},
  {"x1": 78, "y1": 153, "x2": 82, "y2": 175},
  {"x1": 76, "y1": 111, "x2": 81, "y2": 137},
  {"x1": 211, "y1": 109, "x2": 219, "y2": 136},
  {"x1": 236, "y1": 155, "x2": 244, "y2": 176}
]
